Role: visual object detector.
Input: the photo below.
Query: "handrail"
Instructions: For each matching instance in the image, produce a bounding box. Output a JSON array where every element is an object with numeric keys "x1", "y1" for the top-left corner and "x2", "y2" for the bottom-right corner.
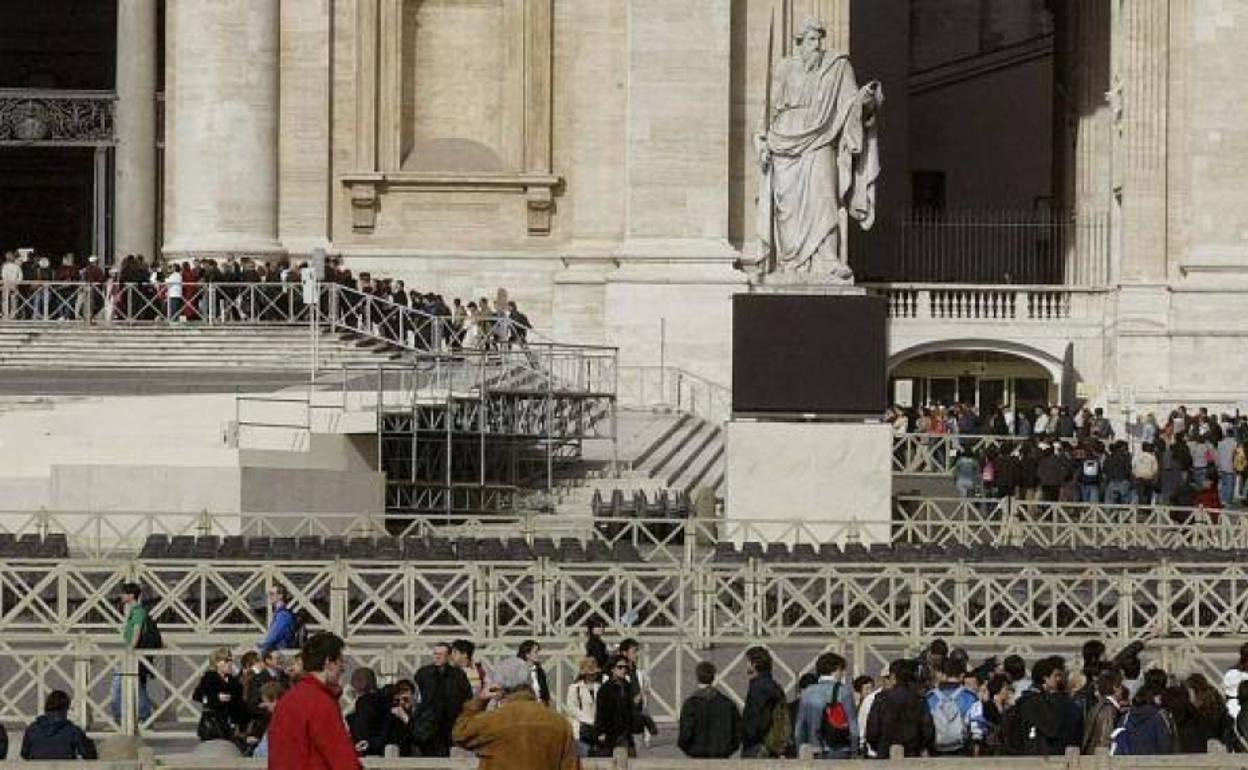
[
  {"x1": 4, "y1": 495, "x2": 1241, "y2": 559},
  {"x1": 618, "y1": 365, "x2": 731, "y2": 424}
]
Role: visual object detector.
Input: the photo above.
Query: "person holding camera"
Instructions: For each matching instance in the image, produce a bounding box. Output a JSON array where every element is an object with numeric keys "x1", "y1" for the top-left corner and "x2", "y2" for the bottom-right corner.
[{"x1": 452, "y1": 657, "x2": 579, "y2": 770}]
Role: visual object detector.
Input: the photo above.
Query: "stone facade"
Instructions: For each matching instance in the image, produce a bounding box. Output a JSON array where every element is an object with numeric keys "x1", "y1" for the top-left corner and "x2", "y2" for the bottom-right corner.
[{"x1": 134, "y1": 0, "x2": 1248, "y2": 408}]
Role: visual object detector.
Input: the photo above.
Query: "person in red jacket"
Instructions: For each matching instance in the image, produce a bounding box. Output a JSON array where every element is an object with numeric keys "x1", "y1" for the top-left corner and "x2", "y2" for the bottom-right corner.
[{"x1": 266, "y1": 632, "x2": 362, "y2": 770}]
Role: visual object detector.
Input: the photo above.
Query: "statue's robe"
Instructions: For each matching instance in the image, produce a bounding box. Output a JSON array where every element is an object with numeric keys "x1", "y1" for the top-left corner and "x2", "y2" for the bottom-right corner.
[{"x1": 759, "y1": 50, "x2": 880, "y2": 273}]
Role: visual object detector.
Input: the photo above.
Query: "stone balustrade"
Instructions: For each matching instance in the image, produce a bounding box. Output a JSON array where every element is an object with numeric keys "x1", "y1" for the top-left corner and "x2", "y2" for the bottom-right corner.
[{"x1": 864, "y1": 283, "x2": 1105, "y2": 322}]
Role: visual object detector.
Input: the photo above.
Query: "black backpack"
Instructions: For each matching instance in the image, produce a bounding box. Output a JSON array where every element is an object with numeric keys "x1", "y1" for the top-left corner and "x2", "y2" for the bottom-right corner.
[
  {"x1": 291, "y1": 609, "x2": 310, "y2": 649},
  {"x1": 998, "y1": 699, "x2": 1029, "y2": 756},
  {"x1": 136, "y1": 609, "x2": 163, "y2": 650}
]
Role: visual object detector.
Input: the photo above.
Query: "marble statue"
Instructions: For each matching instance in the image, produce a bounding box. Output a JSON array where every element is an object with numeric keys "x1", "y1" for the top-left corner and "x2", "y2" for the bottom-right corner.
[{"x1": 755, "y1": 18, "x2": 882, "y2": 283}]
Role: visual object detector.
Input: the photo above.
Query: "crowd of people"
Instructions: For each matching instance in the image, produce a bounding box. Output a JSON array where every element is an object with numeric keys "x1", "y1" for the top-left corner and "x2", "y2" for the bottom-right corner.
[
  {"x1": 13, "y1": 580, "x2": 1248, "y2": 766},
  {"x1": 0, "y1": 250, "x2": 534, "y2": 351},
  {"x1": 890, "y1": 403, "x2": 1248, "y2": 509}
]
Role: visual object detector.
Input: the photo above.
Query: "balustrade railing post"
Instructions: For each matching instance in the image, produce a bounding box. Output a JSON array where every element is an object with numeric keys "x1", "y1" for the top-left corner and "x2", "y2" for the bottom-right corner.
[
  {"x1": 330, "y1": 560, "x2": 349, "y2": 638},
  {"x1": 917, "y1": 288, "x2": 932, "y2": 320},
  {"x1": 72, "y1": 635, "x2": 90, "y2": 728},
  {"x1": 121, "y1": 648, "x2": 138, "y2": 736}
]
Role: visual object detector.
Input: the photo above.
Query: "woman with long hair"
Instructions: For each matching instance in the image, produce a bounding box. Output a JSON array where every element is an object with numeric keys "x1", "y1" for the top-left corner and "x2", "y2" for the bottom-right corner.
[
  {"x1": 566, "y1": 657, "x2": 602, "y2": 757},
  {"x1": 192, "y1": 647, "x2": 247, "y2": 745},
  {"x1": 1183, "y1": 673, "x2": 1234, "y2": 752}
]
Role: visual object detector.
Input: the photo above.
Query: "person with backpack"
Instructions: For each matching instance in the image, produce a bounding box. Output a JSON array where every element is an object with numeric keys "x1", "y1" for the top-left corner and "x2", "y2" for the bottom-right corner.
[
  {"x1": 793, "y1": 652, "x2": 857, "y2": 759},
  {"x1": 740, "y1": 646, "x2": 788, "y2": 758},
  {"x1": 1076, "y1": 442, "x2": 1103, "y2": 503},
  {"x1": 925, "y1": 657, "x2": 979, "y2": 756},
  {"x1": 1112, "y1": 684, "x2": 1173, "y2": 756},
  {"x1": 259, "y1": 586, "x2": 301, "y2": 655},
  {"x1": 109, "y1": 582, "x2": 154, "y2": 723},
  {"x1": 1008, "y1": 657, "x2": 1065, "y2": 756},
  {"x1": 677, "y1": 661, "x2": 741, "y2": 758},
  {"x1": 865, "y1": 659, "x2": 934, "y2": 759}
]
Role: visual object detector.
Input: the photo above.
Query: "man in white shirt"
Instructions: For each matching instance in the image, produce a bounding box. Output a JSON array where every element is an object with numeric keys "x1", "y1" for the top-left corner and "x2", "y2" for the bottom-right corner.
[
  {"x1": 165, "y1": 265, "x2": 184, "y2": 321},
  {"x1": 0, "y1": 252, "x2": 22, "y2": 320}
]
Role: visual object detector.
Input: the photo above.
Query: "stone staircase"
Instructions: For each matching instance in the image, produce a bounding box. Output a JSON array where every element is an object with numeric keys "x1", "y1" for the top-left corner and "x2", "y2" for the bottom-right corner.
[
  {"x1": 0, "y1": 324, "x2": 400, "y2": 371},
  {"x1": 554, "y1": 408, "x2": 725, "y2": 516}
]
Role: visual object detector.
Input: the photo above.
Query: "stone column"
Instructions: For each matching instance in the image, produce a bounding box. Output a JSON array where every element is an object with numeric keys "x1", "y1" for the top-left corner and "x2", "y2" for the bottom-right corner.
[
  {"x1": 1107, "y1": 0, "x2": 1171, "y2": 414},
  {"x1": 113, "y1": 0, "x2": 158, "y2": 261},
  {"x1": 1069, "y1": 0, "x2": 1112, "y2": 286},
  {"x1": 1116, "y1": 0, "x2": 1169, "y2": 284},
  {"x1": 163, "y1": 0, "x2": 282, "y2": 259},
  {"x1": 608, "y1": 0, "x2": 745, "y2": 385}
]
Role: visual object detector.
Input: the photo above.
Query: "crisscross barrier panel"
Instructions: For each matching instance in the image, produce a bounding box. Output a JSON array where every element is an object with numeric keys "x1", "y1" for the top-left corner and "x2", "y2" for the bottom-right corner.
[
  {"x1": 1, "y1": 495, "x2": 1240, "y2": 560},
  {"x1": 893, "y1": 433, "x2": 1032, "y2": 474},
  {"x1": 6, "y1": 559, "x2": 1248, "y2": 643},
  {"x1": 6, "y1": 635, "x2": 1248, "y2": 741}
]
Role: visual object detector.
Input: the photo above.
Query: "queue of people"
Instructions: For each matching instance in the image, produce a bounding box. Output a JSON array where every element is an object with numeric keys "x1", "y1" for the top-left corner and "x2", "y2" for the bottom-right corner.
[{"x1": 0, "y1": 250, "x2": 536, "y2": 353}]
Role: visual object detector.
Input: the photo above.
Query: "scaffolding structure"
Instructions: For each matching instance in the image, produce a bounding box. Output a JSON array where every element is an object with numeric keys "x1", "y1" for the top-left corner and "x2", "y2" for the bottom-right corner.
[{"x1": 341, "y1": 343, "x2": 618, "y2": 517}]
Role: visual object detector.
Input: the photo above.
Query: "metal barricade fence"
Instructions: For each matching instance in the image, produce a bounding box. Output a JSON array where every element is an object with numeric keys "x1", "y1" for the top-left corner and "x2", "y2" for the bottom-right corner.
[
  {"x1": 0, "y1": 496, "x2": 1240, "y2": 561},
  {"x1": 6, "y1": 635, "x2": 1246, "y2": 741},
  {"x1": 1, "y1": 558, "x2": 1248, "y2": 643}
]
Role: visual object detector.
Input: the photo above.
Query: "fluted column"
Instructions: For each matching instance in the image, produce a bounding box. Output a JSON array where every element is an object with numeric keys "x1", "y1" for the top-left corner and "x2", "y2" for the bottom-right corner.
[
  {"x1": 113, "y1": 0, "x2": 158, "y2": 262},
  {"x1": 1069, "y1": 0, "x2": 1112, "y2": 286},
  {"x1": 1117, "y1": 0, "x2": 1169, "y2": 283},
  {"x1": 163, "y1": 0, "x2": 282, "y2": 258}
]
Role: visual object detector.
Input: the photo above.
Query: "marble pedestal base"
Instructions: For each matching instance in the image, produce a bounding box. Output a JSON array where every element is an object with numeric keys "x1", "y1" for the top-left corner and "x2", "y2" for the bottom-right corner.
[{"x1": 725, "y1": 420, "x2": 892, "y2": 543}]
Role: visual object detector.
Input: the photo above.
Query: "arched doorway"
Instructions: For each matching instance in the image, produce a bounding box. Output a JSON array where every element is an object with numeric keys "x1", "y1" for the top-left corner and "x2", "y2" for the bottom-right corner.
[{"x1": 888, "y1": 349, "x2": 1059, "y2": 412}]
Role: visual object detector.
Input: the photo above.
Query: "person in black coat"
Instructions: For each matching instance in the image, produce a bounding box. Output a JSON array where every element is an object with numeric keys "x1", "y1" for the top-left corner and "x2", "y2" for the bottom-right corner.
[
  {"x1": 348, "y1": 667, "x2": 392, "y2": 757},
  {"x1": 20, "y1": 691, "x2": 95, "y2": 760},
  {"x1": 192, "y1": 648, "x2": 247, "y2": 742},
  {"x1": 585, "y1": 618, "x2": 609, "y2": 674},
  {"x1": 1015, "y1": 658, "x2": 1066, "y2": 756},
  {"x1": 414, "y1": 643, "x2": 472, "y2": 757},
  {"x1": 865, "y1": 660, "x2": 934, "y2": 758},
  {"x1": 384, "y1": 680, "x2": 425, "y2": 758},
  {"x1": 519, "y1": 640, "x2": 551, "y2": 705},
  {"x1": 741, "y1": 646, "x2": 787, "y2": 758},
  {"x1": 594, "y1": 655, "x2": 636, "y2": 757},
  {"x1": 678, "y1": 661, "x2": 741, "y2": 758}
]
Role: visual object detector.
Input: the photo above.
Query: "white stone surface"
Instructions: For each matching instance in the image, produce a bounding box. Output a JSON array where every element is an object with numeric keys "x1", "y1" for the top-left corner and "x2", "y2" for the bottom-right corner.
[
  {"x1": 0, "y1": 393, "x2": 381, "y2": 515},
  {"x1": 725, "y1": 420, "x2": 892, "y2": 543},
  {"x1": 164, "y1": 0, "x2": 282, "y2": 257},
  {"x1": 113, "y1": 0, "x2": 158, "y2": 260}
]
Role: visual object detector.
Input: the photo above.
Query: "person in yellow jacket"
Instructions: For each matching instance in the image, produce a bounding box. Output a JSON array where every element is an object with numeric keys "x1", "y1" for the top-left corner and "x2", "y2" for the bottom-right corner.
[{"x1": 452, "y1": 656, "x2": 580, "y2": 770}]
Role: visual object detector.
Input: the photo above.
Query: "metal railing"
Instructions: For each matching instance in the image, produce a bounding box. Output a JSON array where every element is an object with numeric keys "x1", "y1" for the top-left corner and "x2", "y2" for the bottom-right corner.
[
  {"x1": 1, "y1": 553, "x2": 1248, "y2": 642},
  {"x1": 617, "y1": 366, "x2": 731, "y2": 425},
  {"x1": 892, "y1": 432, "x2": 1034, "y2": 474},
  {"x1": 1, "y1": 495, "x2": 1242, "y2": 560},
  {"x1": 854, "y1": 208, "x2": 1110, "y2": 287},
  {"x1": 8, "y1": 634, "x2": 1248, "y2": 745}
]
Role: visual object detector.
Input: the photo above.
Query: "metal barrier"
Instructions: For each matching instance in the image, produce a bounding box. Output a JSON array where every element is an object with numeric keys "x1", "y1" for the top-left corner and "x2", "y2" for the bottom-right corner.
[
  {"x1": 617, "y1": 366, "x2": 731, "y2": 425},
  {"x1": 1, "y1": 557, "x2": 1247, "y2": 642},
  {"x1": 0, "y1": 495, "x2": 1239, "y2": 560},
  {"x1": 892, "y1": 433, "x2": 1033, "y2": 474},
  {"x1": 4, "y1": 635, "x2": 1247, "y2": 743}
]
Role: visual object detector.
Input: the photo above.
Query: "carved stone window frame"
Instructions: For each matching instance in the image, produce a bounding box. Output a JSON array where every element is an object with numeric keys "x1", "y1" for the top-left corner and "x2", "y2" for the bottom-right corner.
[{"x1": 342, "y1": 0, "x2": 559, "y2": 235}]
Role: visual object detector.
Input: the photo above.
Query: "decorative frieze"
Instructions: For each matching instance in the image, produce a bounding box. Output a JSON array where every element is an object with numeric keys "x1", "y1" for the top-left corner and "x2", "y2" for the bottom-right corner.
[{"x1": 0, "y1": 90, "x2": 115, "y2": 146}]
